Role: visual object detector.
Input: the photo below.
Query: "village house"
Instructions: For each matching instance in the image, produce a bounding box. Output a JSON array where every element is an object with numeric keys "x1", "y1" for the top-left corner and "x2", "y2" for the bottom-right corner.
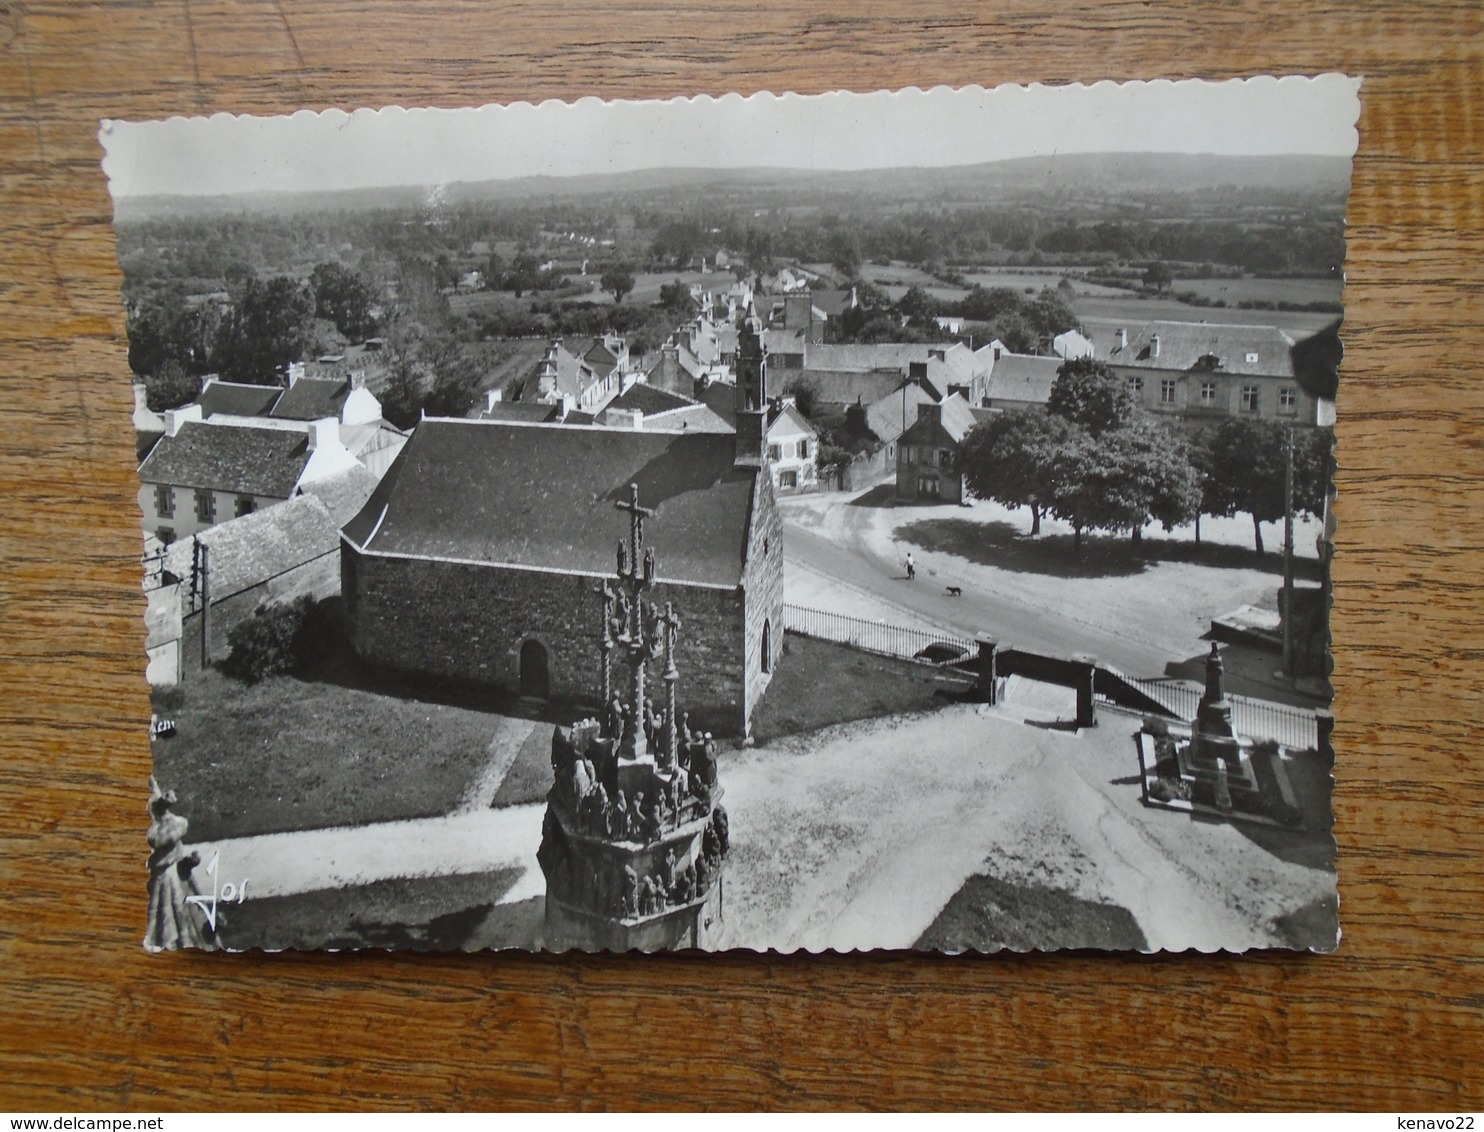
[
  {"x1": 1086, "y1": 319, "x2": 1331, "y2": 429},
  {"x1": 188, "y1": 372, "x2": 409, "y2": 478},
  {"x1": 895, "y1": 394, "x2": 985, "y2": 504},
  {"x1": 159, "y1": 464, "x2": 378, "y2": 680},
  {"x1": 524, "y1": 336, "x2": 625, "y2": 414},
  {"x1": 763, "y1": 400, "x2": 819, "y2": 494},
  {"x1": 137, "y1": 407, "x2": 362, "y2": 544},
  {"x1": 982, "y1": 354, "x2": 1065, "y2": 413},
  {"x1": 339, "y1": 316, "x2": 785, "y2": 735}
]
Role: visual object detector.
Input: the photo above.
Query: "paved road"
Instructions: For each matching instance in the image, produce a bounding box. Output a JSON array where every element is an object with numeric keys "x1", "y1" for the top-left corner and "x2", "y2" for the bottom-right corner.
[{"x1": 782, "y1": 514, "x2": 1178, "y2": 679}]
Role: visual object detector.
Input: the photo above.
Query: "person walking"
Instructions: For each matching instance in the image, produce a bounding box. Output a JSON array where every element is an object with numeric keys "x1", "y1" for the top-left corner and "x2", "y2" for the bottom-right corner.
[{"x1": 905, "y1": 552, "x2": 916, "y2": 581}]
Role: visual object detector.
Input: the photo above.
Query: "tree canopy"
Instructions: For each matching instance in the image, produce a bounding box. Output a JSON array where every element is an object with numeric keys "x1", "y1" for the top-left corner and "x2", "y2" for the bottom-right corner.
[
  {"x1": 1045, "y1": 357, "x2": 1137, "y2": 437},
  {"x1": 1198, "y1": 418, "x2": 1331, "y2": 553},
  {"x1": 601, "y1": 264, "x2": 635, "y2": 304},
  {"x1": 954, "y1": 409, "x2": 1080, "y2": 535}
]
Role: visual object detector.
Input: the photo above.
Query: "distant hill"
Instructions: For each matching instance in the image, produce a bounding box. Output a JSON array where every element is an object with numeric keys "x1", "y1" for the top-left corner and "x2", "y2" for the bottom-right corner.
[{"x1": 114, "y1": 152, "x2": 1352, "y2": 221}]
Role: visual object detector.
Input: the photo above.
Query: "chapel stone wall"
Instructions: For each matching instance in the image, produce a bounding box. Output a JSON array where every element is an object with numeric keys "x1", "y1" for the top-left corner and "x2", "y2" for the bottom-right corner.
[{"x1": 342, "y1": 547, "x2": 749, "y2": 733}]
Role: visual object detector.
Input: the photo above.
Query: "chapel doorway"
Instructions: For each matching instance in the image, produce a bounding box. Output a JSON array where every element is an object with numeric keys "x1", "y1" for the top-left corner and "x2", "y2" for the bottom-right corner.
[{"x1": 519, "y1": 639, "x2": 550, "y2": 700}]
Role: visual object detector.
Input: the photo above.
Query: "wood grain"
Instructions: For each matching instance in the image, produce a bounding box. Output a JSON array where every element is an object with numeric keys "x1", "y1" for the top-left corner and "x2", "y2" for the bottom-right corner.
[{"x1": 1, "y1": 0, "x2": 1480, "y2": 1111}]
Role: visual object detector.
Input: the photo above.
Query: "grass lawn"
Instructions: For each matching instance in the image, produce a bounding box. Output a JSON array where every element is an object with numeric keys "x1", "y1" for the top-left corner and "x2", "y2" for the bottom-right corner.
[
  {"x1": 914, "y1": 872, "x2": 1148, "y2": 953},
  {"x1": 751, "y1": 632, "x2": 967, "y2": 743},
  {"x1": 152, "y1": 670, "x2": 502, "y2": 841}
]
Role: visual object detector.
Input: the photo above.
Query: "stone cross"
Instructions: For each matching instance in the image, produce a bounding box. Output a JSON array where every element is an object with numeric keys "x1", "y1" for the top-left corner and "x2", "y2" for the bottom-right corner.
[{"x1": 612, "y1": 483, "x2": 657, "y2": 761}]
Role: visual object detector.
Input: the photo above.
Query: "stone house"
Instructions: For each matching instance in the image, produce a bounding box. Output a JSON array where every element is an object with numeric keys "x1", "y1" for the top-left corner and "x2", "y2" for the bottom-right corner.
[
  {"x1": 1086, "y1": 319, "x2": 1330, "y2": 429},
  {"x1": 895, "y1": 395, "x2": 984, "y2": 504},
  {"x1": 137, "y1": 408, "x2": 362, "y2": 544}
]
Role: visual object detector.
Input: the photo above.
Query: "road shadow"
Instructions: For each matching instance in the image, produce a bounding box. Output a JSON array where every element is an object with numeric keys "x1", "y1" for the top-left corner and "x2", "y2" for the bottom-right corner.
[{"x1": 896, "y1": 517, "x2": 1319, "y2": 581}]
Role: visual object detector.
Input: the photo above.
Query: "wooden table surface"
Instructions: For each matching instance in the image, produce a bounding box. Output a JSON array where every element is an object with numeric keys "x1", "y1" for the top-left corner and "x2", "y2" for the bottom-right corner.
[{"x1": 1, "y1": 0, "x2": 1480, "y2": 1112}]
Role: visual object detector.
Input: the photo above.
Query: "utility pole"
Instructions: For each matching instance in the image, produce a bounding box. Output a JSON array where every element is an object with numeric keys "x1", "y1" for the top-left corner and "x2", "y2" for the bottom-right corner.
[{"x1": 1281, "y1": 427, "x2": 1296, "y2": 680}]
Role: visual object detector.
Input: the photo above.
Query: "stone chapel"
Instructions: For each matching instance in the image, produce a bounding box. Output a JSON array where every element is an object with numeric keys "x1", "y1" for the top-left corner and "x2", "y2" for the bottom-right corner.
[{"x1": 339, "y1": 311, "x2": 784, "y2": 735}]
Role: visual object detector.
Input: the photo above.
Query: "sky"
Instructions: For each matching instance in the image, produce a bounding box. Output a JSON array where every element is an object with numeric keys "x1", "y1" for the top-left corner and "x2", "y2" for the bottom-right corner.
[{"x1": 101, "y1": 76, "x2": 1361, "y2": 201}]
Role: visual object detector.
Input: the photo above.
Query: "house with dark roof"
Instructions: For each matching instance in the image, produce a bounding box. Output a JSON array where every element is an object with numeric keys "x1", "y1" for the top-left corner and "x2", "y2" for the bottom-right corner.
[
  {"x1": 160, "y1": 465, "x2": 378, "y2": 679},
  {"x1": 340, "y1": 356, "x2": 785, "y2": 734},
  {"x1": 526, "y1": 337, "x2": 623, "y2": 414},
  {"x1": 137, "y1": 406, "x2": 362, "y2": 543},
  {"x1": 1084, "y1": 319, "x2": 1329, "y2": 428},
  {"x1": 895, "y1": 395, "x2": 983, "y2": 504},
  {"x1": 186, "y1": 373, "x2": 408, "y2": 480},
  {"x1": 984, "y1": 354, "x2": 1065, "y2": 412}
]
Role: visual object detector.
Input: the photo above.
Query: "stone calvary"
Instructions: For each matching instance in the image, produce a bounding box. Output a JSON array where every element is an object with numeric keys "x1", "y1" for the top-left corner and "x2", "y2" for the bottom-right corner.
[{"x1": 538, "y1": 482, "x2": 731, "y2": 951}]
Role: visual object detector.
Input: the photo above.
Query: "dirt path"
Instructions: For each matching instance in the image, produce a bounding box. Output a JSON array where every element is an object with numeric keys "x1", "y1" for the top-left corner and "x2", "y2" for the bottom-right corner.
[
  {"x1": 457, "y1": 716, "x2": 540, "y2": 811},
  {"x1": 189, "y1": 804, "x2": 546, "y2": 904},
  {"x1": 713, "y1": 704, "x2": 1333, "y2": 953}
]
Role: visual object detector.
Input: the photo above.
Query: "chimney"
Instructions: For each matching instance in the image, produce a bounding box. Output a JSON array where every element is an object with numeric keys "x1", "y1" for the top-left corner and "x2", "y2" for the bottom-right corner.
[
  {"x1": 133, "y1": 383, "x2": 150, "y2": 413},
  {"x1": 1151, "y1": 333, "x2": 1161, "y2": 358},
  {"x1": 307, "y1": 417, "x2": 339, "y2": 452},
  {"x1": 287, "y1": 361, "x2": 306, "y2": 387},
  {"x1": 908, "y1": 361, "x2": 928, "y2": 384},
  {"x1": 929, "y1": 348, "x2": 946, "y2": 362},
  {"x1": 484, "y1": 389, "x2": 503, "y2": 413},
  {"x1": 163, "y1": 403, "x2": 202, "y2": 438},
  {"x1": 1116, "y1": 328, "x2": 1127, "y2": 350},
  {"x1": 348, "y1": 369, "x2": 366, "y2": 391},
  {"x1": 559, "y1": 393, "x2": 575, "y2": 420}
]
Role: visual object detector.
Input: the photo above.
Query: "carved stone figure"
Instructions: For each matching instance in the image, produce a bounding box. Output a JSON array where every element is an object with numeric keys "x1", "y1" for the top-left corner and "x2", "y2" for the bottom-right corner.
[
  {"x1": 628, "y1": 791, "x2": 646, "y2": 840},
  {"x1": 711, "y1": 804, "x2": 730, "y2": 857},
  {"x1": 622, "y1": 864, "x2": 640, "y2": 918},
  {"x1": 144, "y1": 777, "x2": 217, "y2": 952},
  {"x1": 612, "y1": 789, "x2": 629, "y2": 839}
]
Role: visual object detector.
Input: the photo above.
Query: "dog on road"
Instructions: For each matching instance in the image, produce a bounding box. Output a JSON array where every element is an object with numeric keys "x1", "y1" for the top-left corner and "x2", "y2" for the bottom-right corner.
[{"x1": 945, "y1": 585, "x2": 962, "y2": 597}]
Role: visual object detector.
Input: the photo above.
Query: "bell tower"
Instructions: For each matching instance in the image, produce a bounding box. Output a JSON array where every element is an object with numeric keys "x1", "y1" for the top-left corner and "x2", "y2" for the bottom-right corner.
[{"x1": 733, "y1": 306, "x2": 769, "y2": 465}]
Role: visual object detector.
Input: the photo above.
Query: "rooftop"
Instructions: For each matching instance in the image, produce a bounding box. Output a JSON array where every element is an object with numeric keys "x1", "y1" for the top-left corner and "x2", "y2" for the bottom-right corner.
[
  {"x1": 197, "y1": 380, "x2": 282, "y2": 419},
  {"x1": 986, "y1": 354, "x2": 1065, "y2": 405},
  {"x1": 1083, "y1": 319, "x2": 1298, "y2": 377},
  {"x1": 270, "y1": 377, "x2": 352, "y2": 421},
  {"x1": 342, "y1": 419, "x2": 763, "y2": 588},
  {"x1": 137, "y1": 421, "x2": 312, "y2": 498}
]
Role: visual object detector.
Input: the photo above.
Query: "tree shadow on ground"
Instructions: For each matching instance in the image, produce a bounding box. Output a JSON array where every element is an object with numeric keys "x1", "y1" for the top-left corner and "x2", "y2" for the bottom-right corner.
[
  {"x1": 847, "y1": 483, "x2": 898, "y2": 508},
  {"x1": 896, "y1": 517, "x2": 1318, "y2": 582},
  {"x1": 221, "y1": 868, "x2": 528, "y2": 951},
  {"x1": 915, "y1": 871, "x2": 1148, "y2": 953}
]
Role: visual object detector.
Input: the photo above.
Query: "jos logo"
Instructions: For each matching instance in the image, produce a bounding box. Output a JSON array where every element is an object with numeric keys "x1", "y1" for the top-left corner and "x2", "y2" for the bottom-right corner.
[{"x1": 186, "y1": 850, "x2": 250, "y2": 932}]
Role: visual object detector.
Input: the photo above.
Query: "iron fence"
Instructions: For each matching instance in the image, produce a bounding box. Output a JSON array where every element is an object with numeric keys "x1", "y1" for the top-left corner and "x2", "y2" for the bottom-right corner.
[
  {"x1": 784, "y1": 604, "x2": 974, "y2": 665},
  {"x1": 1098, "y1": 676, "x2": 1320, "y2": 751}
]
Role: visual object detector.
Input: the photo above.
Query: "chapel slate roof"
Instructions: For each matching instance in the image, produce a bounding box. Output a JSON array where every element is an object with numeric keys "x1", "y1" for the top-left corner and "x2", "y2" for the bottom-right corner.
[
  {"x1": 270, "y1": 377, "x2": 351, "y2": 421},
  {"x1": 343, "y1": 419, "x2": 762, "y2": 588},
  {"x1": 197, "y1": 380, "x2": 283, "y2": 419},
  {"x1": 137, "y1": 422, "x2": 312, "y2": 498}
]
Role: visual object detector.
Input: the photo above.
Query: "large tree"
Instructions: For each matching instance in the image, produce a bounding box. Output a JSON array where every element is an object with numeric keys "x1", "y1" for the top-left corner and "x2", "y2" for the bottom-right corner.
[
  {"x1": 1048, "y1": 417, "x2": 1201, "y2": 550},
  {"x1": 601, "y1": 264, "x2": 635, "y2": 305},
  {"x1": 1046, "y1": 357, "x2": 1138, "y2": 437},
  {"x1": 1200, "y1": 417, "x2": 1330, "y2": 553},
  {"x1": 212, "y1": 275, "x2": 315, "y2": 384},
  {"x1": 309, "y1": 262, "x2": 378, "y2": 341},
  {"x1": 954, "y1": 410, "x2": 1080, "y2": 535}
]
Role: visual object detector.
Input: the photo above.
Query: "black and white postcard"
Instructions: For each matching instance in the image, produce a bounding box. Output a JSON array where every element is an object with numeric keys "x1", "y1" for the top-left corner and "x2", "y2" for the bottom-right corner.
[{"x1": 108, "y1": 77, "x2": 1359, "y2": 954}]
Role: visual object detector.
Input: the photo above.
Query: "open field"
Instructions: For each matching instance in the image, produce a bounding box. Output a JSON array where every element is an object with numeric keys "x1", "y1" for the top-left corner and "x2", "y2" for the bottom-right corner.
[
  {"x1": 1071, "y1": 291, "x2": 1340, "y2": 333},
  {"x1": 1164, "y1": 275, "x2": 1344, "y2": 306}
]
